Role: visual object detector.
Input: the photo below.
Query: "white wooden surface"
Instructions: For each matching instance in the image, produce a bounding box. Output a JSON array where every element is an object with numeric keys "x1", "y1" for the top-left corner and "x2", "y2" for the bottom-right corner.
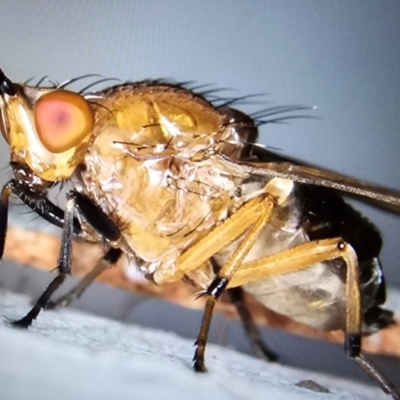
[{"x1": 0, "y1": 290, "x2": 388, "y2": 400}]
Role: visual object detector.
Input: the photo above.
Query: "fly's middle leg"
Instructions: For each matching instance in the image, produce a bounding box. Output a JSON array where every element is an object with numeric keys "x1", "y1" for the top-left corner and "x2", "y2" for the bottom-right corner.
[
  {"x1": 46, "y1": 247, "x2": 123, "y2": 310},
  {"x1": 227, "y1": 287, "x2": 278, "y2": 362}
]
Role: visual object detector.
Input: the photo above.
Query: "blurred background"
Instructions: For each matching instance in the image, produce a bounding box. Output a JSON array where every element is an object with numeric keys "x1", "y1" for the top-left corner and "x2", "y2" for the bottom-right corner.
[{"x1": 0, "y1": 0, "x2": 400, "y2": 393}]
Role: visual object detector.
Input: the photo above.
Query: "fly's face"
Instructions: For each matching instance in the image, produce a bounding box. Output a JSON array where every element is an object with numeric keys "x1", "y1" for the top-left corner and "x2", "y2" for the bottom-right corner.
[{"x1": 0, "y1": 69, "x2": 95, "y2": 184}]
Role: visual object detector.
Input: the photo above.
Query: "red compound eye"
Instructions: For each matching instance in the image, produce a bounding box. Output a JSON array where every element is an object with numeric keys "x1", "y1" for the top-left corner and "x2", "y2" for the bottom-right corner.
[{"x1": 34, "y1": 90, "x2": 94, "y2": 153}]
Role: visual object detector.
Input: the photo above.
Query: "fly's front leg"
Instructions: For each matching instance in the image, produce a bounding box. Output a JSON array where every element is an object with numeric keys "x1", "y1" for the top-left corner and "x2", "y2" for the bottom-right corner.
[
  {"x1": 11, "y1": 191, "x2": 77, "y2": 327},
  {"x1": 1, "y1": 180, "x2": 83, "y2": 325},
  {"x1": 1, "y1": 179, "x2": 82, "y2": 265},
  {"x1": 46, "y1": 247, "x2": 123, "y2": 310},
  {"x1": 12, "y1": 190, "x2": 122, "y2": 328},
  {"x1": 192, "y1": 195, "x2": 276, "y2": 372},
  {"x1": 0, "y1": 180, "x2": 82, "y2": 248},
  {"x1": 229, "y1": 239, "x2": 400, "y2": 400},
  {"x1": 227, "y1": 287, "x2": 278, "y2": 362}
]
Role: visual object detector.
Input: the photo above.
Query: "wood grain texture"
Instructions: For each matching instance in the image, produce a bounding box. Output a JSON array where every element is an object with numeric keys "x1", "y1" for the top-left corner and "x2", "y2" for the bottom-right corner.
[{"x1": 3, "y1": 225, "x2": 400, "y2": 357}]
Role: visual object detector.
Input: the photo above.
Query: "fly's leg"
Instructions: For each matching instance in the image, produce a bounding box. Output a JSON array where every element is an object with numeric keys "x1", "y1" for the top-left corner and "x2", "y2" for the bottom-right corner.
[
  {"x1": 228, "y1": 239, "x2": 400, "y2": 400},
  {"x1": 46, "y1": 247, "x2": 123, "y2": 310},
  {"x1": 151, "y1": 185, "x2": 284, "y2": 372},
  {"x1": 1, "y1": 179, "x2": 82, "y2": 262},
  {"x1": 227, "y1": 287, "x2": 278, "y2": 362},
  {"x1": 0, "y1": 179, "x2": 82, "y2": 247},
  {"x1": 12, "y1": 190, "x2": 122, "y2": 328},
  {"x1": 0, "y1": 181, "x2": 13, "y2": 259},
  {"x1": 152, "y1": 190, "x2": 280, "y2": 371},
  {"x1": 192, "y1": 195, "x2": 276, "y2": 372},
  {"x1": 11, "y1": 191, "x2": 77, "y2": 327},
  {"x1": 157, "y1": 192, "x2": 276, "y2": 284},
  {"x1": 1, "y1": 180, "x2": 82, "y2": 324}
]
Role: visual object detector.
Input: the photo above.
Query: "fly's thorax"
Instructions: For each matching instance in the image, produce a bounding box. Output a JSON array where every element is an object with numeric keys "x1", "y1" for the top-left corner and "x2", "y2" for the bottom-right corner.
[
  {"x1": 0, "y1": 72, "x2": 95, "y2": 182},
  {"x1": 72, "y1": 82, "x2": 251, "y2": 268},
  {"x1": 76, "y1": 137, "x2": 248, "y2": 275},
  {"x1": 90, "y1": 83, "x2": 247, "y2": 161},
  {"x1": 77, "y1": 128, "x2": 245, "y2": 268}
]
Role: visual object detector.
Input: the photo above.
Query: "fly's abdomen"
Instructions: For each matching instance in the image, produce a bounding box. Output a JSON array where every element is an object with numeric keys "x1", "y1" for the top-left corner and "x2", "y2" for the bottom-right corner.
[{"x1": 244, "y1": 261, "x2": 347, "y2": 331}]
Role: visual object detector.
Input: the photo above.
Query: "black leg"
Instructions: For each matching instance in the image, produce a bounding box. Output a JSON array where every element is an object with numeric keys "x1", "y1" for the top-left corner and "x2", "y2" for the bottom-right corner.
[
  {"x1": 11, "y1": 190, "x2": 122, "y2": 328},
  {"x1": 11, "y1": 180, "x2": 82, "y2": 235},
  {"x1": 71, "y1": 191, "x2": 121, "y2": 242},
  {"x1": 1, "y1": 179, "x2": 80, "y2": 259},
  {"x1": 227, "y1": 287, "x2": 278, "y2": 362},
  {"x1": 47, "y1": 247, "x2": 123, "y2": 310},
  {"x1": 345, "y1": 334, "x2": 400, "y2": 399},
  {"x1": 1, "y1": 180, "x2": 82, "y2": 322},
  {"x1": 11, "y1": 191, "x2": 77, "y2": 327}
]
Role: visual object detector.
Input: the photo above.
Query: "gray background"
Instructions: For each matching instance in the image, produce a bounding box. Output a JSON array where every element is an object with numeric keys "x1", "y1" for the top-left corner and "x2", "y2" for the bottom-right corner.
[{"x1": 0, "y1": 0, "x2": 400, "y2": 394}]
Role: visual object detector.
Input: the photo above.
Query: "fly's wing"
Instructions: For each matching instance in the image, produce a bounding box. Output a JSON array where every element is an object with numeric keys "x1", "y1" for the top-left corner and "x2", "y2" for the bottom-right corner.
[
  {"x1": 224, "y1": 145, "x2": 400, "y2": 213},
  {"x1": 244, "y1": 158, "x2": 400, "y2": 213}
]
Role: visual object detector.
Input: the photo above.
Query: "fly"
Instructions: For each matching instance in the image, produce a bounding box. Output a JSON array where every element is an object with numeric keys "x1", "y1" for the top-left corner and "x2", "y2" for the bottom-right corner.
[{"x1": 0, "y1": 68, "x2": 399, "y2": 399}]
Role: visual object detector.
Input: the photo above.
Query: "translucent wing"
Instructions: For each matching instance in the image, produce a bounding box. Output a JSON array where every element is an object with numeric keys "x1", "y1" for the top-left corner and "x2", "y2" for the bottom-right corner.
[{"x1": 223, "y1": 146, "x2": 400, "y2": 213}]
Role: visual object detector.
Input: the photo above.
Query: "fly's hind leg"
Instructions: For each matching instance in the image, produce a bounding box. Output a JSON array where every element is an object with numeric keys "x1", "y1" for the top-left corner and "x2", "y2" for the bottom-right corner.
[
  {"x1": 227, "y1": 287, "x2": 278, "y2": 362},
  {"x1": 46, "y1": 247, "x2": 123, "y2": 310},
  {"x1": 229, "y1": 238, "x2": 400, "y2": 400}
]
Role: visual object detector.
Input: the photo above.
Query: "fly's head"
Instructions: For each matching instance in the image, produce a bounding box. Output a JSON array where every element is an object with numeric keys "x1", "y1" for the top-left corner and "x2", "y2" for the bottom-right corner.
[{"x1": 0, "y1": 69, "x2": 95, "y2": 188}]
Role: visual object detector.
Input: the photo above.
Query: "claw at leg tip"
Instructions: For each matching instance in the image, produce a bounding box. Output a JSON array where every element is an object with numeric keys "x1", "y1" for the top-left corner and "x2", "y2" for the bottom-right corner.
[{"x1": 193, "y1": 360, "x2": 207, "y2": 373}]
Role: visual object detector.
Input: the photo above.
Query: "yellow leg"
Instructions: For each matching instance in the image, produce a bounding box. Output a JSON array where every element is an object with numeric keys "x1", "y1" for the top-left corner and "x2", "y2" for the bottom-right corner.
[
  {"x1": 192, "y1": 195, "x2": 276, "y2": 371},
  {"x1": 228, "y1": 238, "x2": 399, "y2": 399},
  {"x1": 154, "y1": 193, "x2": 274, "y2": 284},
  {"x1": 0, "y1": 181, "x2": 13, "y2": 259},
  {"x1": 229, "y1": 238, "x2": 360, "y2": 334}
]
